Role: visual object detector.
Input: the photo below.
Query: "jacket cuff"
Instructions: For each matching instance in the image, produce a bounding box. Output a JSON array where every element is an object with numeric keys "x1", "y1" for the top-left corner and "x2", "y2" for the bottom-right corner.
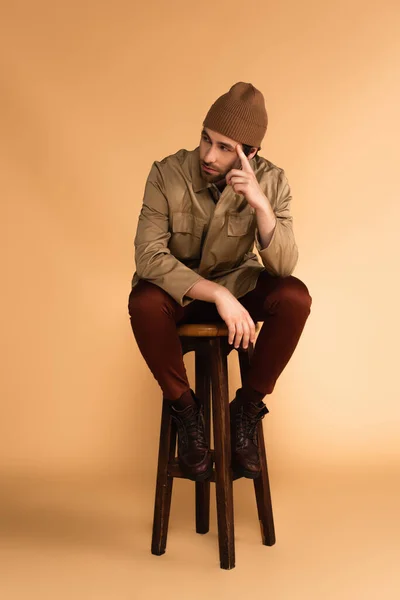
[
  {"x1": 160, "y1": 272, "x2": 205, "y2": 307},
  {"x1": 258, "y1": 223, "x2": 298, "y2": 277},
  {"x1": 180, "y1": 274, "x2": 206, "y2": 307}
]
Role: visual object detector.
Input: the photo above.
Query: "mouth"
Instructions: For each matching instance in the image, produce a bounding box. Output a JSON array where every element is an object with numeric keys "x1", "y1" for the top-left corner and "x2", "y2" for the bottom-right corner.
[{"x1": 202, "y1": 163, "x2": 218, "y2": 174}]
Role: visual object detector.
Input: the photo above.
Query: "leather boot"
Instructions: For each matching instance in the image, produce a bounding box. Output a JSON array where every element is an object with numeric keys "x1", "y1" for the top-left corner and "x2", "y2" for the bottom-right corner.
[
  {"x1": 170, "y1": 390, "x2": 213, "y2": 481},
  {"x1": 230, "y1": 388, "x2": 269, "y2": 479}
]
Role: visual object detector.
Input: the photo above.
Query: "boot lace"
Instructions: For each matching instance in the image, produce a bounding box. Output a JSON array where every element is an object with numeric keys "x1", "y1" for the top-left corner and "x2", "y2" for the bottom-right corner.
[
  {"x1": 172, "y1": 406, "x2": 207, "y2": 452},
  {"x1": 235, "y1": 405, "x2": 267, "y2": 448}
]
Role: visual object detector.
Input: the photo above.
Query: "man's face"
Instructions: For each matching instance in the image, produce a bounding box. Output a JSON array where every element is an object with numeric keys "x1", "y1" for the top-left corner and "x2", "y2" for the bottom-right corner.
[{"x1": 199, "y1": 127, "x2": 256, "y2": 185}]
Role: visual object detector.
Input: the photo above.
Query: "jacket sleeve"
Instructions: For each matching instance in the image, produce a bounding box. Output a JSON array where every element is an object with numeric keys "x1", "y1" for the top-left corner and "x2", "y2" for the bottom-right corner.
[
  {"x1": 134, "y1": 162, "x2": 204, "y2": 306},
  {"x1": 255, "y1": 169, "x2": 299, "y2": 277}
]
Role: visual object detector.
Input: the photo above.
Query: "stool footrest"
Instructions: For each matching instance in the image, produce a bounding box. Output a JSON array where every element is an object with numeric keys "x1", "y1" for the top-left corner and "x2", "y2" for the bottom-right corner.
[{"x1": 168, "y1": 459, "x2": 244, "y2": 482}]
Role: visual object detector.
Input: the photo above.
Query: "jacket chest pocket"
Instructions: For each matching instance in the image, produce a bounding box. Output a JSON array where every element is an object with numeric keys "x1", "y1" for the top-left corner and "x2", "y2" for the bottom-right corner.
[
  {"x1": 227, "y1": 213, "x2": 254, "y2": 237},
  {"x1": 169, "y1": 212, "x2": 205, "y2": 259},
  {"x1": 224, "y1": 213, "x2": 256, "y2": 267}
]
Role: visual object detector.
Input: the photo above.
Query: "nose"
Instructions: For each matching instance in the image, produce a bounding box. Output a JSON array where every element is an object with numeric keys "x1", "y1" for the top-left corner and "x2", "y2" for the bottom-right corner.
[{"x1": 204, "y1": 146, "x2": 217, "y2": 164}]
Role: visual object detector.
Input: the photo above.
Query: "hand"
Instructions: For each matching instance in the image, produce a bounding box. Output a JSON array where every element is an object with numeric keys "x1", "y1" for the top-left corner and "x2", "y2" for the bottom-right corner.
[
  {"x1": 214, "y1": 288, "x2": 256, "y2": 349},
  {"x1": 226, "y1": 145, "x2": 267, "y2": 211}
]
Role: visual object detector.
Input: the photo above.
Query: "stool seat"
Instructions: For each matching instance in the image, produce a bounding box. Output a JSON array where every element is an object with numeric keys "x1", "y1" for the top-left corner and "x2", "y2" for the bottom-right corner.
[
  {"x1": 177, "y1": 322, "x2": 260, "y2": 337},
  {"x1": 177, "y1": 323, "x2": 228, "y2": 337}
]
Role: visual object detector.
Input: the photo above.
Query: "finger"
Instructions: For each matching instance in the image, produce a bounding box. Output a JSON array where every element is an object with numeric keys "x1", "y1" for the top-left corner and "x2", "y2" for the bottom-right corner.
[
  {"x1": 229, "y1": 175, "x2": 247, "y2": 184},
  {"x1": 234, "y1": 322, "x2": 243, "y2": 349},
  {"x1": 236, "y1": 144, "x2": 253, "y2": 172},
  {"x1": 226, "y1": 170, "x2": 245, "y2": 185},
  {"x1": 227, "y1": 321, "x2": 235, "y2": 345},
  {"x1": 241, "y1": 320, "x2": 250, "y2": 350},
  {"x1": 247, "y1": 315, "x2": 256, "y2": 344},
  {"x1": 231, "y1": 185, "x2": 246, "y2": 196}
]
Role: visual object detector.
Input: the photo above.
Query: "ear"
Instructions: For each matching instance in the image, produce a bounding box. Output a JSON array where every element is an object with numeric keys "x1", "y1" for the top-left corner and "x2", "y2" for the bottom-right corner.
[{"x1": 248, "y1": 147, "x2": 258, "y2": 160}]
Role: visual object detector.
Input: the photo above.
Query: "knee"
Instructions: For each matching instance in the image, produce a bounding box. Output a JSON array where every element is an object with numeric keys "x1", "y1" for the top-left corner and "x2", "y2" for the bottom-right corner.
[
  {"x1": 268, "y1": 276, "x2": 312, "y2": 316},
  {"x1": 128, "y1": 281, "x2": 175, "y2": 320}
]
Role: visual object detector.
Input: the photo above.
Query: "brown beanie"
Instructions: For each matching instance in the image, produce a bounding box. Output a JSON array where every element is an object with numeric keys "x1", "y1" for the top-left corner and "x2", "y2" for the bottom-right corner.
[{"x1": 202, "y1": 82, "x2": 268, "y2": 148}]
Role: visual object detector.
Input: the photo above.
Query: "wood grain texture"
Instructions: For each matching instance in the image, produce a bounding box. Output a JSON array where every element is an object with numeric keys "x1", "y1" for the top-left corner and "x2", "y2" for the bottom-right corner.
[
  {"x1": 177, "y1": 322, "x2": 260, "y2": 338},
  {"x1": 238, "y1": 343, "x2": 276, "y2": 546},
  {"x1": 195, "y1": 344, "x2": 211, "y2": 534},
  {"x1": 151, "y1": 398, "x2": 176, "y2": 556},
  {"x1": 210, "y1": 337, "x2": 235, "y2": 570}
]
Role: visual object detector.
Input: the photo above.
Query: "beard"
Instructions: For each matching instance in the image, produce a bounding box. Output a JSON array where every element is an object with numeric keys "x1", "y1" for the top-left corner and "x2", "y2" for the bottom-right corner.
[{"x1": 200, "y1": 161, "x2": 227, "y2": 183}]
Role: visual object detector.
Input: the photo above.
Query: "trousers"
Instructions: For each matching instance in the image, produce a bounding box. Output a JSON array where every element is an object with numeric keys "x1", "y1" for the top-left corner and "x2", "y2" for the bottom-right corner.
[{"x1": 128, "y1": 270, "x2": 312, "y2": 402}]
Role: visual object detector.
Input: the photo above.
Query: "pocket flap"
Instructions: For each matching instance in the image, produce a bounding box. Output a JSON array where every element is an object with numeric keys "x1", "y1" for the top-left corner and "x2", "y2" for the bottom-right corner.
[
  {"x1": 227, "y1": 213, "x2": 253, "y2": 236},
  {"x1": 172, "y1": 213, "x2": 204, "y2": 238}
]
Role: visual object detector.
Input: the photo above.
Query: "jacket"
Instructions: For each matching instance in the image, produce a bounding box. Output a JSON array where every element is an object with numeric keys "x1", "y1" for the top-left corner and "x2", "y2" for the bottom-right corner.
[{"x1": 131, "y1": 145, "x2": 299, "y2": 306}]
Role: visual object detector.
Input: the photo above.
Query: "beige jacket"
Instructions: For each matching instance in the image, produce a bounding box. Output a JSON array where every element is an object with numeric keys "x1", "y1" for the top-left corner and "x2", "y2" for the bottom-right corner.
[{"x1": 131, "y1": 146, "x2": 298, "y2": 306}]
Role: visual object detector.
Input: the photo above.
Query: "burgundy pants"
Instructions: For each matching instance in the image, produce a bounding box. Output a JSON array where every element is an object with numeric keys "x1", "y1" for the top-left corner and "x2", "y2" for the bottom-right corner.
[{"x1": 128, "y1": 271, "x2": 312, "y2": 402}]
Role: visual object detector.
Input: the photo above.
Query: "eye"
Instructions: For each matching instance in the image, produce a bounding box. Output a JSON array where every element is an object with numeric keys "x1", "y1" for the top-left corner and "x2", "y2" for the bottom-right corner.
[{"x1": 201, "y1": 136, "x2": 229, "y2": 151}]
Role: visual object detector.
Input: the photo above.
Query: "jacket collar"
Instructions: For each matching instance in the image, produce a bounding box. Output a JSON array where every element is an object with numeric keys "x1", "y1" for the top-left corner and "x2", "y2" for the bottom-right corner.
[
  {"x1": 190, "y1": 146, "x2": 257, "y2": 194},
  {"x1": 191, "y1": 146, "x2": 213, "y2": 193}
]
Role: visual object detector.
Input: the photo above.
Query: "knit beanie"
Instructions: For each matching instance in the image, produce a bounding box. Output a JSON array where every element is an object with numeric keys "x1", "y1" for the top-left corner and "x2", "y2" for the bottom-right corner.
[{"x1": 202, "y1": 82, "x2": 268, "y2": 148}]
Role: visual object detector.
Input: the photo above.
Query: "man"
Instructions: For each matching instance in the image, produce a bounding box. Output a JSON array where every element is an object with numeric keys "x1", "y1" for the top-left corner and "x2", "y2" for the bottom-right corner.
[{"x1": 128, "y1": 82, "x2": 312, "y2": 482}]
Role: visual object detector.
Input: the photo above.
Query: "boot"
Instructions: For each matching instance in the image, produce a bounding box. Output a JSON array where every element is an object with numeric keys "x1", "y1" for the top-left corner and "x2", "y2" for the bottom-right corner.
[
  {"x1": 230, "y1": 388, "x2": 269, "y2": 479},
  {"x1": 170, "y1": 390, "x2": 213, "y2": 481}
]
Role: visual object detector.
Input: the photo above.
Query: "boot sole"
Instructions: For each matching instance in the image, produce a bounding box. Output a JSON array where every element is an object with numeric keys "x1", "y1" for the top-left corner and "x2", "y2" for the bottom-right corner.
[
  {"x1": 181, "y1": 462, "x2": 213, "y2": 482},
  {"x1": 233, "y1": 464, "x2": 261, "y2": 479}
]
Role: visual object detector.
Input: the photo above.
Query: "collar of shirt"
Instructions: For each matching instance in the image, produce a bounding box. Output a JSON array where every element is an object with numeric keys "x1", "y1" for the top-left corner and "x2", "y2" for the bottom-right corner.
[{"x1": 208, "y1": 184, "x2": 221, "y2": 203}]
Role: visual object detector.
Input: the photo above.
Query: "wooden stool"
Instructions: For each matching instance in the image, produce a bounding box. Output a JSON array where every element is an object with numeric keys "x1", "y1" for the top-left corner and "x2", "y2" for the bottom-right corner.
[{"x1": 151, "y1": 322, "x2": 275, "y2": 569}]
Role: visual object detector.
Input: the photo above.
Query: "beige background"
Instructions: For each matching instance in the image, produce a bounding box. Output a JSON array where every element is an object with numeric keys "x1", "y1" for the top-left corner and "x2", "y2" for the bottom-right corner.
[{"x1": 1, "y1": 0, "x2": 399, "y2": 598}]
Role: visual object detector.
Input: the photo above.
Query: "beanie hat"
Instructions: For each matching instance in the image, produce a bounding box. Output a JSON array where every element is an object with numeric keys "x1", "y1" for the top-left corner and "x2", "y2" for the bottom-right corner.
[{"x1": 202, "y1": 82, "x2": 268, "y2": 148}]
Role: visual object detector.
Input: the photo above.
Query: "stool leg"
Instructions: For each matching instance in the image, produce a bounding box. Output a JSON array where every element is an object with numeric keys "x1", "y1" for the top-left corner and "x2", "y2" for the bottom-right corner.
[
  {"x1": 238, "y1": 348, "x2": 276, "y2": 546},
  {"x1": 254, "y1": 422, "x2": 276, "y2": 545},
  {"x1": 210, "y1": 338, "x2": 235, "y2": 570},
  {"x1": 151, "y1": 398, "x2": 176, "y2": 555},
  {"x1": 195, "y1": 345, "x2": 211, "y2": 534}
]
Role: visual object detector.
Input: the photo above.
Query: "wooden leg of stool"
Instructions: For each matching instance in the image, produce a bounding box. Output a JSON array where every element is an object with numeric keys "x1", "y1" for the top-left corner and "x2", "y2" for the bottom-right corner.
[
  {"x1": 151, "y1": 398, "x2": 176, "y2": 555},
  {"x1": 254, "y1": 423, "x2": 276, "y2": 546},
  {"x1": 210, "y1": 338, "x2": 235, "y2": 570},
  {"x1": 195, "y1": 345, "x2": 211, "y2": 534},
  {"x1": 238, "y1": 347, "x2": 276, "y2": 546}
]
